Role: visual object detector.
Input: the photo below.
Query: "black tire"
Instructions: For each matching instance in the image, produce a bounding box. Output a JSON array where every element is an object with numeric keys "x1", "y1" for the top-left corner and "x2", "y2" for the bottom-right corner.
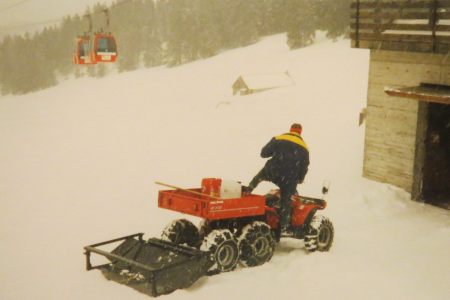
[
  {"x1": 304, "y1": 215, "x2": 334, "y2": 252},
  {"x1": 201, "y1": 229, "x2": 239, "y2": 272},
  {"x1": 198, "y1": 219, "x2": 212, "y2": 239},
  {"x1": 161, "y1": 219, "x2": 200, "y2": 248},
  {"x1": 238, "y1": 221, "x2": 275, "y2": 267}
]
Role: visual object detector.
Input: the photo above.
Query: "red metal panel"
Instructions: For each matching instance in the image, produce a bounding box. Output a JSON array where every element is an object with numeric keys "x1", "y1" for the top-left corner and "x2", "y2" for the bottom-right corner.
[
  {"x1": 158, "y1": 189, "x2": 266, "y2": 220},
  {"x1": 204, "y1": 195, "x2": 266, "y2": 220},
  {"x1": 290, "y1": 197, "x2": 325, "y2": 226},
  {"x1": 291, "y1": 204, "x2": 315, "y2": 226},
  {"x1": 158, "y1": 189, "x2": 207, "y2": 218}
]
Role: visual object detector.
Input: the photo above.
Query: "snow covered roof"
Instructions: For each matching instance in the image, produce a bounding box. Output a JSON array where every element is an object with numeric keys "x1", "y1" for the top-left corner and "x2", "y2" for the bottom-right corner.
[
  {"x1": 237, "y1": 72, "x2": 294, "y2": 90},
  {"x1": 383, "y1": 30, "x2": 432, "y2": 36},
  {"x1": 383, "y1": 18, "x2": 450, "y2": 36},
  {"x1": 392, "y1": 19, "x2": 428, "y2": 25}
]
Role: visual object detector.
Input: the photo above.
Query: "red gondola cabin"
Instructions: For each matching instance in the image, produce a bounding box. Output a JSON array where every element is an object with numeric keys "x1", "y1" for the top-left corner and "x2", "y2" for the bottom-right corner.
[
  {"x1": 73, "y1": 33, "x2": 117, "y2": 65},
  {"x1": 92, "y1": 33, "x2": 117, "y2": 63},
  {"x1": 73, "y1": 36, "x2": 96, "y2": 65}
]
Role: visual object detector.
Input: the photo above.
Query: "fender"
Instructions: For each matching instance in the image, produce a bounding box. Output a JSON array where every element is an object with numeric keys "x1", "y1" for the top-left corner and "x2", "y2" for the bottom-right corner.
[{"x1": 304, "y1": 208, "x2": 318, "y2": 227}]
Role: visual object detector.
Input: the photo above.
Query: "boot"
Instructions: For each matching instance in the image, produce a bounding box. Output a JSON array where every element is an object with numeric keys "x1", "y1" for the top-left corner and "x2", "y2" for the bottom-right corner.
[
  {"x1": 279, "y1": 214, "x2": 291, "y2": 233},
  {"x1": 242, "y1": 186, "x2": 253, "y2": 196}
]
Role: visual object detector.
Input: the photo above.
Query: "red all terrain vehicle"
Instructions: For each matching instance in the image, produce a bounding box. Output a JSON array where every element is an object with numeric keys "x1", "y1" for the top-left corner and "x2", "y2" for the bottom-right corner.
[{"x1": 84, "y1": 178, "x2": 334, "y2": 297}]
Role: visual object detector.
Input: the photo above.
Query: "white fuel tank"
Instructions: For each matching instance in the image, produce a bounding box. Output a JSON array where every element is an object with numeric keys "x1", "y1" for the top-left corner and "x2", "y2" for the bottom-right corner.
[{"x1": 220, "y1": 180, "x2": 242, "y2": 199}]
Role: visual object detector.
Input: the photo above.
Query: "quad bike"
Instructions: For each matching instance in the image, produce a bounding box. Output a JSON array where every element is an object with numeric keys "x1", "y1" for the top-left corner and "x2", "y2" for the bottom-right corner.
[{"x1": 84, "y1": 178, "x2": 334, "y2": 297}]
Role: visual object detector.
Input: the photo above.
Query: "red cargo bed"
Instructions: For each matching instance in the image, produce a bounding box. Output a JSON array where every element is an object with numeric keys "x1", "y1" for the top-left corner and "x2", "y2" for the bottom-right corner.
[{"x1": 158, "y1": 188, "x2": 266, "y2": 220}]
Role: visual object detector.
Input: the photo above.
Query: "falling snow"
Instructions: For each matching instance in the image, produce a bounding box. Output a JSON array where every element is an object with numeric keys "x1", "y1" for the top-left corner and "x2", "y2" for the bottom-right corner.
[{"x1": 0, "y1": 34, "x2": 449, "y2": 300}]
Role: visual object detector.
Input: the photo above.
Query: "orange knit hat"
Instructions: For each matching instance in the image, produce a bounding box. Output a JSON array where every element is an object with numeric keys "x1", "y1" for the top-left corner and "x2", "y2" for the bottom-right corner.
[{"x1": 290, "y1": 123, "x2": 302, "y2": 135}]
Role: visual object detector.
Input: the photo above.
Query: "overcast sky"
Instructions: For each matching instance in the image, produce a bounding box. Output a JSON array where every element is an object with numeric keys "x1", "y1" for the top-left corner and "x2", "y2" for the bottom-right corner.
[{"x1": 0, "y1": 0, "x2": 116, "y2": 38}]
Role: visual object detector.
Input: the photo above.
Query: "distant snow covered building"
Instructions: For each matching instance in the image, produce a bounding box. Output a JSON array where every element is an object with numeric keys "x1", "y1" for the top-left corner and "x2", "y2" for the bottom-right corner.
[
  {"x1": 351, "y1": 0, "x2": 450, "y2": 209},
  {"x1": 232, "y1": 72, "x2": 294, "y2": 95}
]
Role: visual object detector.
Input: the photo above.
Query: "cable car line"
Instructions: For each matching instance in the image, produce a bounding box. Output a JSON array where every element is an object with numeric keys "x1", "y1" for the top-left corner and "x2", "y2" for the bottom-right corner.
[
  {"x1": 1, "y1": 0, "x2": 133, "y2": 32},
  {"x1": 0, "y1": 17, "x2": 61, "y2": 32},
  {"x1": 0, "y1": 0, "x2": 31, "y2": 13}
]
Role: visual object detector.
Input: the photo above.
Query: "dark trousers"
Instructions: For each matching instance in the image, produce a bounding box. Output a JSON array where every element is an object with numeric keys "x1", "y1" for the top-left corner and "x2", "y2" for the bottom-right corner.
[{"x1": 249, "y1": 168, "x2": 297, "y2": 228}]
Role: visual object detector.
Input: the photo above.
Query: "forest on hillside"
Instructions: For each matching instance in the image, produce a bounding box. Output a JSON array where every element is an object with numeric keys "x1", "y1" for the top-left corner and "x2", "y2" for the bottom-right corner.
[{"x1": 0, "y1": 0, "x2": 351, "y2": 95}]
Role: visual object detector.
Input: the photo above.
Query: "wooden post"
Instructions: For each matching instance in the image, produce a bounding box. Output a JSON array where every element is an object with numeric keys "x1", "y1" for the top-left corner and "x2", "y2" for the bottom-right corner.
[
  {"x1": 412, "y1": 102, "x2": 428, "y2": 202},
  {"x1": 374, "y1": 0, "x2": 381, "y2": 35},
  {"x1": 355, "y1": 0, "x2": 360, "y2": 48},
  {"x1": 431, "y1": 0, "x2": 438, "y2": 53},
  {"x1": 154, "y1": 181, "x2": 223, "y2": 200}
]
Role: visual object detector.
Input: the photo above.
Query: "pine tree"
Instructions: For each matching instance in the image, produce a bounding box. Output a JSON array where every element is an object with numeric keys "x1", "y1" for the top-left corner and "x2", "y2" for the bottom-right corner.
[
  {"x1": 142, "y1": 0, "x2": 164, "y2": 67},
  {"x1": 110, "y1": 2, "x2": 142, "y2": 72},
  {"x1": 285, "y1": 0, "x2": 316, "y2": 49},
  {"x1": 316, "y1": 0, "x2": 351, "y2": 40},
  {"x1": 0, "y1": 36, "x2": 16, "y2": 94}
]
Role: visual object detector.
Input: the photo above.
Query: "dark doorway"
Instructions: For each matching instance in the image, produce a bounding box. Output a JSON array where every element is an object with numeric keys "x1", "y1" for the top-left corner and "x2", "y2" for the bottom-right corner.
[{"x1": 422, "y1": 103, "x2": 450, "y2": 209}]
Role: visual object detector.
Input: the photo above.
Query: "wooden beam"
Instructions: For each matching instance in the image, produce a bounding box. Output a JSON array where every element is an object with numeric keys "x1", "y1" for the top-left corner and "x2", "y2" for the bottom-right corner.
[
  {"x1": 350, "y1": 32, "x2": 435, "y2": 42},
  {"x1": 385, "y1": 85, "x2": 450, "y2": 105},
  {"x1": 351, "y1": 1, "x2": 434, "y2": 9},
  {"x1": 351, "y1": 11, "x2": 431, "y2": 19},
  {"x1": 350, "y1": 23, "x2": 432, "y2": 31}
]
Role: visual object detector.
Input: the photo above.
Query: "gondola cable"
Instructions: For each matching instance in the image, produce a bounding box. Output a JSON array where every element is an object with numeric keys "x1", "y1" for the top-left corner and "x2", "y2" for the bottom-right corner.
[{"x1": 0, "y1": 0, "x2": 32, "y2": 13}]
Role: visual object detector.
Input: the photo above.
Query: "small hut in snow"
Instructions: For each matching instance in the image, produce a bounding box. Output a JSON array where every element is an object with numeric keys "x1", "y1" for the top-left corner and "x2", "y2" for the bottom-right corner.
[{"x1": 232, "y1": 72, "x2": 294, "y2": 95}]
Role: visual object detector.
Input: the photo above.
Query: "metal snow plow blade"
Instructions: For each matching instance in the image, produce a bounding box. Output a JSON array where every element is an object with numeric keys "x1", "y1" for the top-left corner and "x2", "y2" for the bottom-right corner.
[{"x1": 84, "y1": 233, "x2": 213, "y2": 297}]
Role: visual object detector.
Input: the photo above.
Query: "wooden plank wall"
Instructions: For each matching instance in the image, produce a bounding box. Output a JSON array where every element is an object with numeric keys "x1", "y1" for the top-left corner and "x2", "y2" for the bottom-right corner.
[
  {"x1": 363, "y1": 50, "x2": 449, "y2": 192},
  {"x1": 350, "y1": 0, "x2": 450, "y2": 54}
]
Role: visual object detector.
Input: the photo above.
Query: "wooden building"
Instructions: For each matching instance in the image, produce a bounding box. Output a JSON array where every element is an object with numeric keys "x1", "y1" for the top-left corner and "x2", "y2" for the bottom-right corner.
[
  {"x1": 351, "y1": 0, "x2": 450, "y2": 209},
  {"x1": 232, "y1": 72, "x2": 294, "y2": 95}
]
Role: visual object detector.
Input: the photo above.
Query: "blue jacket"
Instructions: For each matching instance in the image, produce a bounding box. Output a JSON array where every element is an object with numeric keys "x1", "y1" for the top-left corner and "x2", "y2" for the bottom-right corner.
[{"x1": 261, "y1": 132, "x2": 309, "y2": 186}]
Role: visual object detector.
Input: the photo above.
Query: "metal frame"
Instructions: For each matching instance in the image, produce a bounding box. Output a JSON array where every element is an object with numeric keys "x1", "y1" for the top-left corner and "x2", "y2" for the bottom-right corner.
[
  {"x1": 84, "y1": 233, "x2": 213, "y2": 297},
  {"x1": 84, "y1": 233, "x2": 145, "y2": 271},
  {"x1": 84, "y1": 233, "x2": 206, "y2": 272}
]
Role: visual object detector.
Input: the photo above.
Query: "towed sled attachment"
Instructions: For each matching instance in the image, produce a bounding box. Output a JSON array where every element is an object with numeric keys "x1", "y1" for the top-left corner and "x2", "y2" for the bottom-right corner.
[{"x1": 84, "y1": 233, "x2": 213, "y2": 297}]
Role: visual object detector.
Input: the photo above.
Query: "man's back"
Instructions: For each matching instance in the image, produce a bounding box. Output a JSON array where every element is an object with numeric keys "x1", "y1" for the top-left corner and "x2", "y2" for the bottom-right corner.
[
  {"x1": 261, "y1": 131, "x2": 309, "y2": 186},
  {"x1": 246, "y1": 123, "x2": 310, "y2": 230}
]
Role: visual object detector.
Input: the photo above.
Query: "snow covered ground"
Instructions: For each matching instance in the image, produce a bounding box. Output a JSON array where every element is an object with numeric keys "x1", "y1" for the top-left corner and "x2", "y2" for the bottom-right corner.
[{"x1": 1, "y1": 34, "x2": 449, "y2": 300}]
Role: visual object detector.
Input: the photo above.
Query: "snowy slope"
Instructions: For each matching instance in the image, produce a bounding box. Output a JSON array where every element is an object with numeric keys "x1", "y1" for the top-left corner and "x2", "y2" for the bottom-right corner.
[{"x1": 0, "y1": 34, "x2": 449, "y2": 300}]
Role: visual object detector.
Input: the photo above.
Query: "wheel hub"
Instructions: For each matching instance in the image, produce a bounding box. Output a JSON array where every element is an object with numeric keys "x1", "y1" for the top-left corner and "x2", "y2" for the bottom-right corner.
[{"x1": 216, "y1": 243, "x2": 236, "y2": 269}]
